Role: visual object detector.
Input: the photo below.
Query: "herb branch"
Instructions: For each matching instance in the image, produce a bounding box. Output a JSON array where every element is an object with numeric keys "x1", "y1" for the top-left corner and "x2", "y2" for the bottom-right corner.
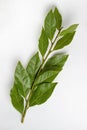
[
  {"x1": 10, "y1": 7, "x2": 78, "y2": 123},
  {"x1": 21, "y1": 26, "x2": 62, "y2": 123}
]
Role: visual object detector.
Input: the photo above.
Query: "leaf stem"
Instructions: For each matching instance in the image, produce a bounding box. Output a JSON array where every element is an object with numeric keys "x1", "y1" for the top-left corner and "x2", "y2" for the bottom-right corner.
[
  {"x1": 21, "y1": 29, "x2": 61, "y2": 123},
  {"x1": 21, "y1": 99, "x2": 29, "y2": 123}
]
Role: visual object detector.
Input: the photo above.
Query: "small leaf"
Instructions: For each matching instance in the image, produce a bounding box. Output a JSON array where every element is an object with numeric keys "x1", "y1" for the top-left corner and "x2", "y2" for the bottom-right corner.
[
  {"x1": 54, "y1": 7, "x2": 62, "y2": 30},
  {"x1": 35, "y1": 70, "x2": 58, "y2": 85},
  {"x1": 10, "y1": 85, "x2": 24, "y2": 113},
  {"x1": 29, "y1": 82, "x2": 57, "y2": 106},
  {"x1": 60, "y1": 24, "x2": 78, "y2": 36},
  {"x1": 26, "y1": 52, "x2": 41, "y2": 85},
  {"x1": 39, "y1": 27, "x2": 49, "y2": 56},
  {"x1": 14, "y1": 61, "x2": 31, "y2": 97},
  {"x1": 44, "y1": 53, "x2": 68, "y2": 69},
  {"x1": 44, "y1": 10, "x2": 56, "y2": 40},
  {"x1": 54, "y1": 32, "x2": 75, "y2": 50}
]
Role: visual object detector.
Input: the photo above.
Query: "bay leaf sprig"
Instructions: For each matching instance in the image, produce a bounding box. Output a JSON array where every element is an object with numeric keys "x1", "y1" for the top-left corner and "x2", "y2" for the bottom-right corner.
[{"x1": 10, "y1": 7, "x2": 78, "y2": 123}]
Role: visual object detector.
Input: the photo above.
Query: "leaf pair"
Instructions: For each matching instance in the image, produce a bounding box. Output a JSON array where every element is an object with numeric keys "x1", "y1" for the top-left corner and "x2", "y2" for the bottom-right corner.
[
  {"x1": 10, "y1": 61, "x2": 30, "y2": 113},
  {"x1": 10, "y1": 6, "x2": 78, "y2": 123},
  {"x1": 44, "y1": 8, "x2": 62, "y2": 40},
  {"x1": 10, "y1": 53, "x2": 41, "y2": 113},
  {"x1": 39, "y1": 7, "x2": 62, "y2": 57}
]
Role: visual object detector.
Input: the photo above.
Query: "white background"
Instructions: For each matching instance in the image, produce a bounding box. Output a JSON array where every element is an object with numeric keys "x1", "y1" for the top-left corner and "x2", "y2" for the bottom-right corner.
[{"x1": 0, "y1": 0, "x2": 87, "y2": 130}]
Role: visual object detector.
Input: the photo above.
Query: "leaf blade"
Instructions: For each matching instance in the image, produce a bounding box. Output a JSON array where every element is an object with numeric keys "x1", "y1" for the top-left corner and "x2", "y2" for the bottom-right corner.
[
  {"x1": 44, "y1": 53, "x2": 68, "y2": 69},
  {"x1": 54, "y1": 32, "x2": 75, "y2": 50},
  {"x1": 54, "y1": 7, "x2": 62, "y2": 30},
  {"x1": 60, "y1": 24, "x2": 78, "y2": 36},
  {"x1": 35, "y1": 70, "x2": 58, "y2": 85},
  {"x1": 39, "y1": 27, "x2": 49, "y2": 56},
  {"x1": 10, "y1": 85, "x2": 24, "y2": 114},
  {"x1": 14, "y1": 61, "x2": 31, "y2": 97},
  {"x1": 26, "y1": 52, "x2": 41, "y2": 85},
  {"x1": 29, "y1": 82, "x2": 57, "y2": 106},
  {"x1": 44, "y1": 10, "x2": 56, "y2": 40},
  {"x1": 39, "y1": 54, "x2": 68, "y2": 82}
]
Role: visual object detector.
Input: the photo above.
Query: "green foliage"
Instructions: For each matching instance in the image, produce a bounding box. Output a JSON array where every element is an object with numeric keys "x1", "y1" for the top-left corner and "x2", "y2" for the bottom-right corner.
[
  {"x1": 10, "y1": 85, "x2": 24, "y2": 114},
  {"x1": 39, "y1": 28, "x2": 49, "y2": 56},
  {"x1": 44, "y1": 53, "x2": 68, "y2": 69},
  {"x1": 54, "y1": 32, "x2": 75, "y2": 50},
  {"x1": 35, "y1": 70, "x2": 58, "y2": 85},
  {"x1": 54, "y1": 7, "x2": 62, "y2": 30},
  {"x1": 26, "y1": 52, "x2": 41, "y2": 85},
  {"x1": 44, "y1": 10, "x2": 56, "y2": 40},
  {"x1": 14, "y1": 61, "x2": 31, "y2": 97},
  {"x1": 10, "y1": 6, "x2": 78, "y2": 123},
  {"x1": 60, "y1": 24, "x2": 78, "y2": 36},
  {"x1": 29, "y1": 83, "x2": 57, "y2": 106}
]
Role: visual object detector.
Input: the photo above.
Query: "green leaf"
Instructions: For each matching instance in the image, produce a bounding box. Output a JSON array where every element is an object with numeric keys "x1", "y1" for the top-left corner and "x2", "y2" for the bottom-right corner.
[
  {"x1": 44, "y1": 53, "x2": 68, "y2": 69},
  {"x1": 14, "y1": 61, "x2": 31, "y2": 97},
  {"x1": 26, "y1": 52, "x2": 41, "y2": 85},
  {"x1": 35, "y1": 70, "x2": 58, "y2": 85},
  {"x1": 44, "y1": 10, "x2": 56, "y2": 40},
  {"x1": 39, "y1": 27, "x2": 49, "y2": 56},
  {"x1": 54, "y1": 7, "x2": 62, "y2": 30},
  {"x1": 60, "y1": 24, "x2": 78, "y2": 36},
  {"x1": 29, "y1": 82, "x2": 57, "y2": 106},
  {"x1": 54, "y1": 32, "x2": 75, "y2": 50},
  {"x1": 10, "y1": 85, "x2": 24, "y2": 113}
]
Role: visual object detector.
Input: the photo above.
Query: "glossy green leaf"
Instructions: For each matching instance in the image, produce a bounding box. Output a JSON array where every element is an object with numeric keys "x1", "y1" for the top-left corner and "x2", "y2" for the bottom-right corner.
[
  {"x1": 26, "y1": 52, "x2": 41, "y2": 85},
  {"x1": 54, "y1": 32, "x2": 75, "y2": 50},
  {"x1": 10, "y1": 85, "x2": 24, "y2": 113},
  {"x1": 54, "y1": 7, "x2": 62, "y2": 30},
  {"x1": 44, "y1": 53, "x2": 68, "y2": 69},
  {"x1": 35, "y1": 70, "x2": 58, "y2": 85},
  {"x1": 14, "y1": 61, "x2": 31, "y2": 97},
  {"x1": 39, "y1": 27, "x2": 49, "y2": 56},
  {"x1": 29, "y1": 82, "x2": 57, "y2": 106},
  {"x1": 44, "y1": 10, "x2": 56, "y2": 40},
  {"x1": 60, "y1": 24, "x2": 78, "y2": 36}
]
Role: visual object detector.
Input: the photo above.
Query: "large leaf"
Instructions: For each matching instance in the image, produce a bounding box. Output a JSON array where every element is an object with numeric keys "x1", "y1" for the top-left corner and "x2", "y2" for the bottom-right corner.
[
  {"x1": 44, "y1": 53, "x2": 68, "y2": 69},
  {"x1": 54, "y1": 7, "x2": 62, "y2": 30},
  {"x1": 14, "y1": 61, "x2": 31, "y2": 97},
  {"x1": 26, "y1": 52, "x2": 41, "y2": 85},
  {"x1": 54, "y1": 32, "x2": 75, "y2": 50},
  {"x1": 29, "y1": 82, "x2": 57, "y2": 106},
  {"x1": 60, "y1": 24, "x2": 78, "y2": 36},
  {"x1": 44, "y1": 10, "x2": 56, "y2": 40},
  {"x1": 39, "y1": 27, "x2": 49, "y2": 56},
  {"x1": 10, "y1": 85, "x2": 24, "y2": 113},
  {"x1": 35, "y1": 70, "x2": 58, "y2": 85}
]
